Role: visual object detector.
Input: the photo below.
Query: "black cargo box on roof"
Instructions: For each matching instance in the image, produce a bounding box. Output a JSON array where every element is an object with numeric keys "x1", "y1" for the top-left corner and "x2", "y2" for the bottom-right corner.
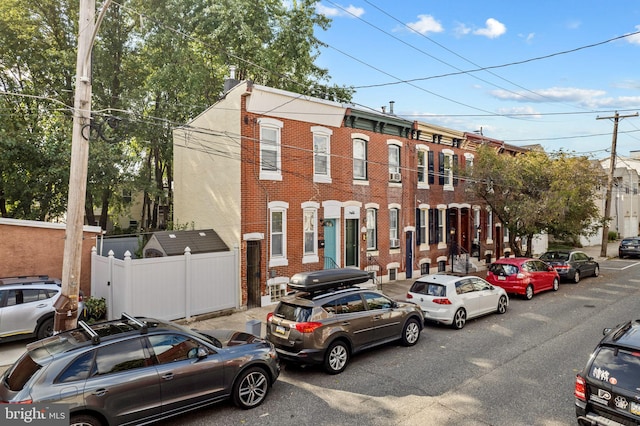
[{"x1": 289, "y1": 268, "x2": 371, "y2": 293}]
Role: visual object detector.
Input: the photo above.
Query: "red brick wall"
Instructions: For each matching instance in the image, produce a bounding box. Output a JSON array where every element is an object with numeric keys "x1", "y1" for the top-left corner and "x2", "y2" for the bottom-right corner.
[
  {"x1": 0, "y1": 221, "x2": 100, "y2": 296},
  {"x1": 238, "y1": 102, "x2": 477, "y2": 303}
]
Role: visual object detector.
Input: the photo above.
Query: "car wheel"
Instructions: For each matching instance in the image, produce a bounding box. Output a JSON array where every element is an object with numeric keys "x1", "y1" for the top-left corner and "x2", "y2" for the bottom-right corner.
[
  {"x1": 36, "y1": 317, "x2": 54, "y2": 340},
  {"x1": 573, "y1": 270, "x2": 580, "y2": 284},
  {"x1": 70, "y1": 414, "x2": 102, "y2": 426},
  {"x1": 593, "y1": 266, "x2": 600, "y2": 277},
  {"x1": 552, "y1": 278, "x2": 559, "y2": 291},
  {"x1": 401, "y1": 318, "x2": 421, "y2": 346},
  {"x1": 232, "y1": 367, "x2": 270, "y2": 409},
  {"x1": 497, "y1": 295, "x2": 508, "y2": 314},
  {"x1": 525, "y1": 285, "x2": 534, "y2": 300},
  {"x1": 323, "y1": 340, "x2": 349, "y2": 374},
  {"x1": 452, "y1": 308, "x2": 466, "y2": 329}
]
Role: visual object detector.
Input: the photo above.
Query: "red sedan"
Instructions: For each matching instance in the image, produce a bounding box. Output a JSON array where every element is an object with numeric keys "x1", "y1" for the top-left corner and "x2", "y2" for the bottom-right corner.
[{"x1": 486, "y1": 257, "x2": 560, "y2": 300}]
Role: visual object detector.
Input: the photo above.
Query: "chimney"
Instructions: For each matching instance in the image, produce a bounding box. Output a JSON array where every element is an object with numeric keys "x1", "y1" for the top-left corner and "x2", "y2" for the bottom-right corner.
[
  {"x1": 223, "y1": 65, "x2": 240, "y2": 93},
  {"x1": 381, "y1": 106, "x2": 386, "y2": 114},
  {"x1": 389, "y1": 101, "x2": 395, "y2": 114}
]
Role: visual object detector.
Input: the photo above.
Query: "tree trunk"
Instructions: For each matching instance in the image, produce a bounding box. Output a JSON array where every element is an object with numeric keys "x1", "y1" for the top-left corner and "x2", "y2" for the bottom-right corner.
[{"x1": 99, "y1": 189, "x2": 111, "y2": 230}]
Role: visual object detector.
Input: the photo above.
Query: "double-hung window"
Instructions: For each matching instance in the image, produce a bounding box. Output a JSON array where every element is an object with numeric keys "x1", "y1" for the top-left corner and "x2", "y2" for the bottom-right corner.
[
  {"x1": 312, "y1": 126, "x2": 332, "y2": 183},
  {"x1": 259, "y1": 118, "x2": 283, "y2": 180},
  {"x1": 269, "y1": 201, "x2": 288, "y2": 266},
  {"x1": 388, "y1": 143, "x2": 400, "y2": 182},
  {"x1": 302, "y1": 203, "x2": 319, "y2": 263},
  {"x1": 366, "y1": 208, "x2": 377, "y2": 250},
  {"x1": 353, "y1": 138, "x2": 368, "y2": 180},
  {"x1": 389, "y1": 208, "x2": 400, "y2": 248}
]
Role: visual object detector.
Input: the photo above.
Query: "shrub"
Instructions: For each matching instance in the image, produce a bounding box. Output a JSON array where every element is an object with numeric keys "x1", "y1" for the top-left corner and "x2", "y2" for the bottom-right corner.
[
  {"x1": 85, "y1": 297, "x2": 107, "y2": 322},
  {"x1": 608, "y1": 231, "x2": 618, "y2": 241}
]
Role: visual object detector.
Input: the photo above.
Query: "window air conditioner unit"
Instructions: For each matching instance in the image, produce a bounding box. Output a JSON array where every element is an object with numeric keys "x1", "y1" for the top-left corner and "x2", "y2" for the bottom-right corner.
[
  {"x1": 390, "y1": 238, "x2": 400, "y2": 248},
  {"x1": 389, "y1": 172, "x2": 401, "y2": 182}
]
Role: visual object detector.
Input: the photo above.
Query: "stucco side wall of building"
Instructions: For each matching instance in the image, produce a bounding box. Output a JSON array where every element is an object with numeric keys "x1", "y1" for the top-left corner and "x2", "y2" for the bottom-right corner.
[
  {"x1": 0, "y1": 218, "x2": 101, "y2": 296},
  {"x1": 173, "y1": 83, "x2": 245, "y2": 250}
]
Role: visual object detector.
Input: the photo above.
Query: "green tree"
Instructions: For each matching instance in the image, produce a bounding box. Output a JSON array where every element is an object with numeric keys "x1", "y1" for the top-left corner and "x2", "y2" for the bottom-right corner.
[{"x1": 465, "y1": 146, "x2": 604, "y2": 256}]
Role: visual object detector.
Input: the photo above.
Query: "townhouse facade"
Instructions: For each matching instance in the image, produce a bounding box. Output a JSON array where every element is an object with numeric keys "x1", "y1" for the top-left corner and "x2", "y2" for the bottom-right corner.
[{"x1": 173, "y1": 80, "x2": 527, "y2": 308}]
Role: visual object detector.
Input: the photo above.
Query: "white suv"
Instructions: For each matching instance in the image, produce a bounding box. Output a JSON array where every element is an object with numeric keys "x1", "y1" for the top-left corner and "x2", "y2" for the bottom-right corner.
[{"x1": 0, "y1": 275, "x2": 86, "y2": 341}]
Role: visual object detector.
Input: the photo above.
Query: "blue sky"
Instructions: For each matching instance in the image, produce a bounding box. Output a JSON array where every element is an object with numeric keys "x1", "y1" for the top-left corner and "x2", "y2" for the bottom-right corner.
[{"x1": 313, "y1": 1, "x2": 640, "y2": 159}]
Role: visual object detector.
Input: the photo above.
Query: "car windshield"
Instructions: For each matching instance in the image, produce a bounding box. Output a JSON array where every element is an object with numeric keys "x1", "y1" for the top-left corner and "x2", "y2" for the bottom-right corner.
[
  {"x1": 590, "y1": 346, "x2": 640, "y2": 393},
  {"x1": 489, "y1": 263, "x2": 519, "y2": 276},
  {"x1": 274, "y1": 302, "x2": 312, "y2": 322},
  {"x1": 409, "y1": 282, "x2": 446, "y2": 297},
  {"x1": 540, "y1": 252, "x2": 569, "y2": 261}
]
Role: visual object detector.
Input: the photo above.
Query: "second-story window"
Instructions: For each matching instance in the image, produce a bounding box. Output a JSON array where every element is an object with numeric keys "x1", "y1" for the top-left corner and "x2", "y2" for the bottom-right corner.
[
  {"x1": 258, "y1": 118, "x2": 283, "y2": 180},
  {"x1": 388, "y1": 144, "x2": 400, "y2": 181},
  {"x1": 353, "y1": 138, "x2": 368, "y2": 180},
  {"x1": 417, "y1": 149, "x2": 427, "y2": 185},
  {"x1": 312, "y1": 126, "x2": 332, "y2": 183}
]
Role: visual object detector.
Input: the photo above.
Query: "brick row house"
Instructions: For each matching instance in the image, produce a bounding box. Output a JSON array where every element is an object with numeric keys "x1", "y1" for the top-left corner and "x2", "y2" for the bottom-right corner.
[{"x1": 173, "y1": 80, "x2": 527, "y2": 308}]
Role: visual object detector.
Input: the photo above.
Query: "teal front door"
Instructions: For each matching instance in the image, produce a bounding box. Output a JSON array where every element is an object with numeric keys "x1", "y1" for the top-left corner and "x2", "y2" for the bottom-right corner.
[{"x1": 324, "y1": 220, "x2": 337, "y2": 269}]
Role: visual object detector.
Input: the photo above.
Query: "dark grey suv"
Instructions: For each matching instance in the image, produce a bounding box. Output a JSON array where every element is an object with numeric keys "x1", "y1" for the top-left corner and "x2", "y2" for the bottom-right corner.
[
  {"x1": 266, "y1": 269, "x2": 424, "y2": 374},
  {"x1": 575, "y1": 320, "x2": 640, "y2": 425},
  {"x1": 0, "y1": 313, "x2": 280, "y2": 426}
]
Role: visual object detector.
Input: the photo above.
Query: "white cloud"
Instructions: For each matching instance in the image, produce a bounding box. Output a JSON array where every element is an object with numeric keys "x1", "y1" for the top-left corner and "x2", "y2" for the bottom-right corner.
[
  {"x1": 316, "y1": 3, "x2": 364, "y2": 18},
  {"x1": 518, "y1": 32, "x2": 535, "y2": 43},
  {"x1": 473, "y1": 18, "x2": 507, "y2": 39},
  {"x1": 406, "y1": 14, "x2": 444, "y2": 35},
  {"x1": 454, "y1": 22, "x2": 471, "y2": 37},
  {"x1": 496, "y1": 106, "x2": 542, "y2": 118},
  {"x1": 626, "y1": 25, "x2": 640, "y2": 45},
  {"x1": 491, "y1": 87, "x2": 606, "y2": 103}
]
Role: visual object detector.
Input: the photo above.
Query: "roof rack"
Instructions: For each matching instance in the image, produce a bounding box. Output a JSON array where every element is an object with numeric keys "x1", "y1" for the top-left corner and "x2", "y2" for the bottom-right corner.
[
  {"x1": 121, "y1": 312, "x2": 148, "y2": 334},
  {"x1": 78, "y1": 320, "x2": 101, "y2": 345},
  {"x1": 289, "y1": 268, "x2": 372, "y2": 295}
]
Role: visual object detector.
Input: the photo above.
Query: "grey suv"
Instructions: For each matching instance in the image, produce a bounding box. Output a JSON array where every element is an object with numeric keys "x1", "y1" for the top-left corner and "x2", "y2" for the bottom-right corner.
[
  {"x1": 575, "y1": 319, "x2": 640, "y2": 425},
  {"x1": 0, "y1": 275, "x2": 86, "y2": 341},
  {"x1": 266, "y1": 268, "x2": 424, "y2": 374},
  {"x1": 0, "y1": 313, "x2": 280, "y2": 426}
]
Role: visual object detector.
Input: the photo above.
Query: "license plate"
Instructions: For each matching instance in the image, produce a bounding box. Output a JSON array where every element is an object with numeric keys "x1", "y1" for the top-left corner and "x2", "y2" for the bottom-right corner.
[
  {"x1": 498, "y1": 276, "x2": 506, "y2": 281},
  {"x1": 275, "y1": 325, "x2": 286, "y2": 335},
  {"x1": 631, "y1": 402, "x2": 640, "y2": 416}
]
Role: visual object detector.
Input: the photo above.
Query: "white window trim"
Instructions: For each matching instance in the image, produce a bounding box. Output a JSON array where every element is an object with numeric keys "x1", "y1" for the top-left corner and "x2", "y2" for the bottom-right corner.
[
  {"x1": 417, "y1": 145, "x2": 429, "y2": 189},
  {"x1": 437, "y1": 206, "x2": 447, "y2": 249},
  {"x1": 269, "y1": 201, "x2": 288, "y2": 267},
  {"x1": 312, "y1": 126, "x2": 332, "y2": 184},
  {"x1": 418, "y1": 203, "x2": 430, "y2": 251},
  {"x1": 258, "y1": 118, "x2": 283, "y2": 181},
  {"x1": 352, "y1": 134, "x2": 369, "y2": 182},
  {"x1": 302, "y1": 202, "x2": 319, "y2": 264},
  {"x1": 442, "y1": 148, "x2": 454, "y2": 191}
]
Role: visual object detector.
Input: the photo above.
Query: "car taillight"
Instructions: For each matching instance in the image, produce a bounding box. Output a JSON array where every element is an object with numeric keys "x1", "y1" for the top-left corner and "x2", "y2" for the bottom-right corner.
[
  {"x1": 433, "y1": 298, "x2": 452, "y2": 305},
  {"x1": 266, "y1": 312, "x2": 274, "y2": 322},
  {"x1": 294, "y1": 322, "x2": 322, "y2": 333},
  {"x1": 554, "y1": 265, "x2": 570, "y2": 270},
  {"x1": 406, "y1": 293, "x2": 413, "y2": 299},
  {"x1": 575, "y1": 375, "x2": 586, "y2": 400}
]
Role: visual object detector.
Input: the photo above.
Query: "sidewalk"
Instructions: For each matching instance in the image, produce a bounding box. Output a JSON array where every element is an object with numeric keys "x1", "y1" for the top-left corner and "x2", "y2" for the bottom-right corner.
[{"x1": 0, "y1": 242, "x2": 619, "y2": 370}]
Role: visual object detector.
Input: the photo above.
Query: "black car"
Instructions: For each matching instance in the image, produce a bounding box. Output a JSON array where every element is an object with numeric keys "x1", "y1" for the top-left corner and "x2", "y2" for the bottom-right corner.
[
  {"x1": 539, "y1": 250, "x2": 599, "y2": 283},
  {"x1": 575, "y1": 320, "x2": 640, "y2": 425},
  {"x1": 0, "y1": 313, "x2": 280, "y2": 426},
  {"x1": 619, "y1": 237, "x2": 640, "y2": 258}
]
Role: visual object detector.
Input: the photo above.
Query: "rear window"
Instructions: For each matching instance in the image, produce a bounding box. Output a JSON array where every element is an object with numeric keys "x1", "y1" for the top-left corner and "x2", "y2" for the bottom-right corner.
[
  {"x1": 621, "y1": 239, "x2": 640, "y2": 246},
  {"x1": 540, "y1": 252, "x2": 569, "y2": 261},
  {"x1": 488, "y1": 263, "x2": 519, "y2": 276},
  {"x1": 409, "y1": 282, "x2": 446, "y2": 297},
  {"x1": 4, "y1": 353, "x2": 42, "y2": 392},
  {"x1": 589, "y1": 346, "x2": 640, "y2": 393},
  {"x1": 274, "y1": 302, "x2": 312, "y2": 322}
]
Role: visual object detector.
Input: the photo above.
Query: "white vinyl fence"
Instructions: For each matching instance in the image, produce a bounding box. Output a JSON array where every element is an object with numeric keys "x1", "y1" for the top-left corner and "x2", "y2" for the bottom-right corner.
[{"x1": 90, "y1": 246, "x2": 239, "y2": 321}]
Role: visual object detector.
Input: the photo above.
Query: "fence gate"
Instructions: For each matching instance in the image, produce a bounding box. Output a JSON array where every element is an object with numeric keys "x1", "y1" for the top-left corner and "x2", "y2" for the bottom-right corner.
[{"x1": 246, "y1": 241, "x2": 261, "y2": 309}]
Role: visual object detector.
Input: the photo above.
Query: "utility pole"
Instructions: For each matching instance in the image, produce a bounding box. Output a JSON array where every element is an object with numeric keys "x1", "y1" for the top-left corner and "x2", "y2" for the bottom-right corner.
[
  {"x1": 55, "y1": 0, "x2": 111, "y2": 333},
  {"x1": 597, "y1": 111, "x2": 638, "y2": 257}
]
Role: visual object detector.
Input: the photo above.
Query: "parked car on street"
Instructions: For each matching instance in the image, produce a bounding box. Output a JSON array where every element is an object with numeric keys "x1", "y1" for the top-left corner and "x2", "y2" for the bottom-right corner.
[
  {"x1": 406, "y1": 274, "x2": 508, "y2": 329},
  {"x1": 539, "y1": 250, "x2": 599, "y2": 283},
  {"x1": 575, "y1": 319, "x2": 640, "y2": 425},
  {"x1": 266, "y1": 268, "x2": 424, "y2": 374},
  {"x1": 0, "y1": 313, "x2": 279, "y2": 426},
  {"x1": 486, "y1": 257, "x2": 560, "y2": 300},
  {"x1": 0, "y1": 275, "x2": 86, "y2": 342},
  {"x1": 618, "y1": 237, "x2": 640, "y2": 258}
]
